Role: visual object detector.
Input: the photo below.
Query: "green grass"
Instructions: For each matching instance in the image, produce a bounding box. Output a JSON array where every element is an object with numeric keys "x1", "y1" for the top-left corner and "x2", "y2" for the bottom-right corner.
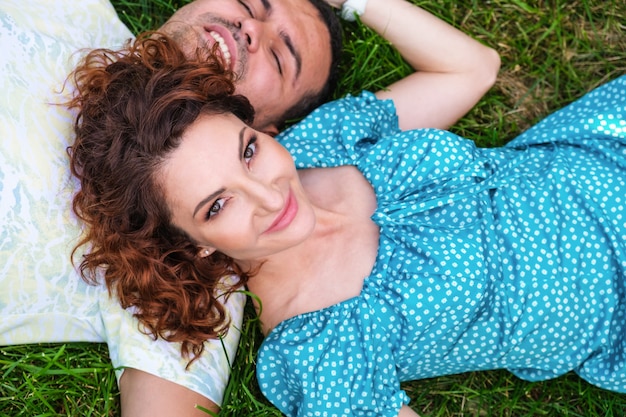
[
  {"x1": 2, "y1": 0, "x2": 625, "y2": 415},
  {"x1": 0, "y1": 343, "x2": 118, "y2": 416}
]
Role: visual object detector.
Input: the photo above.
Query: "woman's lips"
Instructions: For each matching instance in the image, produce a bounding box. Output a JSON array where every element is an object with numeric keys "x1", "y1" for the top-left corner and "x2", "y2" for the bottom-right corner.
[{"x1": 265, "y1": 191, "x2": 298, "y2": 234}]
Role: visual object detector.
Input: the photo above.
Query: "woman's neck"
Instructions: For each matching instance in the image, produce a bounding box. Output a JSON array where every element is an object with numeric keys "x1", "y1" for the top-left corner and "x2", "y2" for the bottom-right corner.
[{"x1": 243, "y1": 166, "x2": 380, "y2": 334}]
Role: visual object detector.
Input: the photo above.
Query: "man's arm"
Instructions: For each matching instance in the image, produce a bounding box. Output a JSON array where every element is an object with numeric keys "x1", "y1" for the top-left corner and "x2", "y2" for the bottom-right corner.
[
  {"x1": 119, "y1": 368, "x2": 219, "y2": 417},
  {"x1": 328, "y1": 0, "x2": 501, "y2": 131}
]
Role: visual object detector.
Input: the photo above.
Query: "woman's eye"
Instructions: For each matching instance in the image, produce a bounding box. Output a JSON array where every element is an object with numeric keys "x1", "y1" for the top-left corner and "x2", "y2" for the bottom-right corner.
[
  {"x1": 207, "y1": 198, "x2": 225, "y2": 220},
  {"x1": 243, "y1": 136, "x2": 257, "y2": 162}
]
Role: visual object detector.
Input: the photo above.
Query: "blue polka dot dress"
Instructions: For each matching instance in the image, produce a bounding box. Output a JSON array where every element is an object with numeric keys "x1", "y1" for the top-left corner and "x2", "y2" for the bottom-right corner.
[{"x1": 257, "y1": 75, "x2": 626, "y2": 416}]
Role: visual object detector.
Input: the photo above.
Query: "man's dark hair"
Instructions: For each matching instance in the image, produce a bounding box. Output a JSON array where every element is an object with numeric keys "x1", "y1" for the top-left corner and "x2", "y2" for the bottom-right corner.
[{"x1": 278, "y1": 0, "x2": 343, "y2": 128}]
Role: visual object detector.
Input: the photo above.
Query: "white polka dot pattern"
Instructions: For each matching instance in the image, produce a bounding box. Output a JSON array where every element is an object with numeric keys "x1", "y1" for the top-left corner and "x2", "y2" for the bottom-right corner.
[{"x1": 257, "y1": 76, "x2": 626, "y2": 416}]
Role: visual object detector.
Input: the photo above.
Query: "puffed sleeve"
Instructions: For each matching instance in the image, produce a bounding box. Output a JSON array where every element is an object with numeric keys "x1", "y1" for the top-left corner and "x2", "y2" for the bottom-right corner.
[
  {"x1": 256, "y1": 299, "x2": 410, "y2": 417},
  {"x1": 277, "y1": 92, "x2": 492, "y2": 213},
  {"x1": 276, "y1": 91, "x2": 401, "y2": 169}
]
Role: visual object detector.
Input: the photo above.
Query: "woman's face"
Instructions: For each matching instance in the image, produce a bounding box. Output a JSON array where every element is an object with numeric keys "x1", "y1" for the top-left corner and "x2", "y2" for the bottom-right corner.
[{"x1": 160, "y1": 113, "x2": 316, "y2": 263}]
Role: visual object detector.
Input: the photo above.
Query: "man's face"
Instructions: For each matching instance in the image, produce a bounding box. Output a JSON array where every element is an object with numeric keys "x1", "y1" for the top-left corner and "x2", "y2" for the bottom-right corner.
[{"x1": 160, "y1": 0, "x2": 332, "y2": 134}]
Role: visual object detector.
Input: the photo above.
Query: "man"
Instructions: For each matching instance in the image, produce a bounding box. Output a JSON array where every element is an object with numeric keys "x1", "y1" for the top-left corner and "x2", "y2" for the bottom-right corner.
[
  {"x1": 0, "y1": 0, "x2": 499, "y2": 416},
  {"x1": 157, "y1": 0, "x2": 500, "y2": 136},
  {"x1": 159, "y1": 0, "x2": 343, "y2": 135}
]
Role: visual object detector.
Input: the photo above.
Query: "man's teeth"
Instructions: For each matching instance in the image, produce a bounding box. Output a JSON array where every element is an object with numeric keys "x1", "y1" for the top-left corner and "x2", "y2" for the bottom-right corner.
[{"x1": 209, "y1": 31, "x2": 231, "y2": 67}]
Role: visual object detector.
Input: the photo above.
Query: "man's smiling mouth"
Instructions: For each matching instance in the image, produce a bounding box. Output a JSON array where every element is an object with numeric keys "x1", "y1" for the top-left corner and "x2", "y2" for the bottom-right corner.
[{"x1": 208, "y1": 31, "x2": 232, "y2": 68}]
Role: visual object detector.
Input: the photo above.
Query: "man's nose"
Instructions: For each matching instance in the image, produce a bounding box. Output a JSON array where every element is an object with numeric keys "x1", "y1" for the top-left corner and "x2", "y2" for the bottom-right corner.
[{"x1": 238, "y1": 18, "x2": 271, "y2": 53}]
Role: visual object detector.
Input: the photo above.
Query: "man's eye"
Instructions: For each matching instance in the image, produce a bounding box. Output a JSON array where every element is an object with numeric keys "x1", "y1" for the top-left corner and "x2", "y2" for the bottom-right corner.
[
  {"x1": 272, "y1": 51, "x2": 283, "y2": 75},
  {"x1": 238, "y1": 0, "x2": 253, "y2": 16}
]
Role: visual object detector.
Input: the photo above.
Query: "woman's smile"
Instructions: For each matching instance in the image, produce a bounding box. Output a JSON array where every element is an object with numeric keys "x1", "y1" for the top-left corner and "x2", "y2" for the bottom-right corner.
[{"x1": 264, "y1": 189, "x2": 298, "y2": 234}]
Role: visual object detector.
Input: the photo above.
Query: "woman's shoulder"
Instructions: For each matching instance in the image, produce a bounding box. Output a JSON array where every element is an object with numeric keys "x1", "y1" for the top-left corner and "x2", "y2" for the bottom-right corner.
[
  {"x1": 260, "y1": 296, "x2": 364, "y2": 348},
  {"x1": 276, "y1": 91, "x2": 401, "y2": 170}
]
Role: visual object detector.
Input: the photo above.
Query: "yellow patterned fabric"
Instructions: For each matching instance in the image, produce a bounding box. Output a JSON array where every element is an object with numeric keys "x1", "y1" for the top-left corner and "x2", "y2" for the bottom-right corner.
[{"x1": 0, "y1": 0, "x2": 244, "y2": 405}]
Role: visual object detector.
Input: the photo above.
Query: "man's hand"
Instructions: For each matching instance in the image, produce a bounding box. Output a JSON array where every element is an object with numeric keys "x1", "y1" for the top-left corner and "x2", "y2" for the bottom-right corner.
[{"x1": 322, "y1": 0, "x2": 347, "y2": 8}]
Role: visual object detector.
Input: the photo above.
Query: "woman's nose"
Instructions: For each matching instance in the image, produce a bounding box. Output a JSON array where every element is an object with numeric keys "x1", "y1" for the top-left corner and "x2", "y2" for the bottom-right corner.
[{"x1": 247, "y1": 179, "x2": 283, "y2": 212}]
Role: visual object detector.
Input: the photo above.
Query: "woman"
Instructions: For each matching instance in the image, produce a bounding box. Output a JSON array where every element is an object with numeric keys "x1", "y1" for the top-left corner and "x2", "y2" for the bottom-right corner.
[
  {"x1": 67, "y1": 32, "x2": 625, "y2": 416},
  {"x1": 2, "y1": 0, "x2": 500, "y2": 414}
]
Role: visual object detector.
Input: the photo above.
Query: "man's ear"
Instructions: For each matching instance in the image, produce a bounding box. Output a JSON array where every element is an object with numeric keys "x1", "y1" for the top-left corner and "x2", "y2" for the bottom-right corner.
[
  {"x1": 198, "y1": 246, "x2": 217, "y2": 258},
  {"x1": 262, "y1": 124, "x2": 280, "y2": 137}
]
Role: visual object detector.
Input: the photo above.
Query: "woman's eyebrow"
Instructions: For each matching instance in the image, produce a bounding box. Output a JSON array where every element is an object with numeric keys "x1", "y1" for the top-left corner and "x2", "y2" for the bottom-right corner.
[
  {"x1": 238, "y1": 126, "x2": 246, "y2": 161},
  {"x1": 193, "y1": 187, "x2": 225, "y2": 218},
  {"x1": 192, "y1": 126, "x2": 247, "y2": 218}
]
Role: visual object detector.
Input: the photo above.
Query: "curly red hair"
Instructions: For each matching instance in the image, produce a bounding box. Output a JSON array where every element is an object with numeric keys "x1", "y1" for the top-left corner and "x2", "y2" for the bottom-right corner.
[{"x1": 66, "y1": 33, "x2": 254, "y2": 363}]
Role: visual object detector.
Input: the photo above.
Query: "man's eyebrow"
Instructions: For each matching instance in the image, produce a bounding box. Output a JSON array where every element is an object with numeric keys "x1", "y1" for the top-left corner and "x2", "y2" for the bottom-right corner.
[
  {"x1": 260, "y1": 0, "x2": 271, "y2": 13},
  {"x1": 262, "y1": 0, "x2": 302, "y2": 81},
  {"x1": 281, "y1": 31, "x2": 302, "y2": 81}
]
